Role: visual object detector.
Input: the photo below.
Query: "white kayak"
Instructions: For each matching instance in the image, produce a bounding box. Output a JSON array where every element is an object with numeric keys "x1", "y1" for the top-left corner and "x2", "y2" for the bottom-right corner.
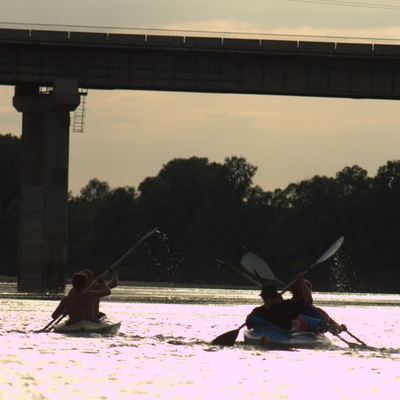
[
  {"x1": 53, "y1": 318, "x2": 121, "y2": 334},
  {"x1": 244, "y1": 323, "x2": 331, "y2": 349}
]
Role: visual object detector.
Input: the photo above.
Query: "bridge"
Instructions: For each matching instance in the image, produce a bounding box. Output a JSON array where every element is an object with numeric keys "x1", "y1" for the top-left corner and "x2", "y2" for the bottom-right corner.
[
  {"x1": 1, "y1": 23, "x2": 399, "y2": 291},
  {"x1": 1, "y1": 22, "x2": 400, "y2": 98}
]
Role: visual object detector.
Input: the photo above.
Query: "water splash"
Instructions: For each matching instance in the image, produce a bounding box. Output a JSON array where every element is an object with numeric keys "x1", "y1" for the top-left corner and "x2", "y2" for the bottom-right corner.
[
  {"x1": 140, "y1": 229, "x2": 188, "y2": 283},
  {"x1": 329, "y1": 250, "x2": 357, "y2": 292}
]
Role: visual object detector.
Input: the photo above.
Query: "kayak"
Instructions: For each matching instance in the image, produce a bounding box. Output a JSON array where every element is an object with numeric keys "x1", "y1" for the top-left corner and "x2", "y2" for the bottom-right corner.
[
  {"x1": 53, "y1": 318, "x2": 121, "y2": 334},
  {"x1": 244, "y1": 322, "x2": 331, "y2": 349}
]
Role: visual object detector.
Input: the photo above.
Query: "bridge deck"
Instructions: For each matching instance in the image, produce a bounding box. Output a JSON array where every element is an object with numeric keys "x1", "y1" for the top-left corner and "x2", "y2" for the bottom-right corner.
[{"x1": 1, "y1": 23, "x2": 399, "y2": 99}]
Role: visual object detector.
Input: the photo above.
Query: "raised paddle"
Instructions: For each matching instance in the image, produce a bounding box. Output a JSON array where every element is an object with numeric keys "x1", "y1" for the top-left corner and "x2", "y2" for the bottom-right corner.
[
  {"x1": 37, "y1": 227, "x2": 159, "y2": 332},
  {"x1": 212, "y1": 236, "x2": 345, "y2": 346},
  {"x1": 218, "y1": 260, "x2": 261, "y2": 287},
  {"x1": 280, "y1": 236, "x2": 345, "y2": 295},
  {"x1": 241, "y1": 251, "x2": 286, "y2": 288}
]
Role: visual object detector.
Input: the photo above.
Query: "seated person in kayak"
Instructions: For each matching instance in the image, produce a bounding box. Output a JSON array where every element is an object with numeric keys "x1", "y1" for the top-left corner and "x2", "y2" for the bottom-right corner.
[
  {"x1": 291, "y1": 279, "x2": 346, "y2": 334},
  {"x1": 245, "y1": 274, "x2": 311, "y2": 330},
  {"x1": 82, "y1": 268, "x2": 118, "y2": 318},
  {"x1": 52, "y1": 272, "x2": 111, "y2": 324}
]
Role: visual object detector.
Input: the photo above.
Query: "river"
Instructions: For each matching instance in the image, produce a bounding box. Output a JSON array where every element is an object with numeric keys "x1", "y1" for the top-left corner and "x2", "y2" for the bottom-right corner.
[{"x1": 1, "y1": 283, "x2": 399, "y2": 399}]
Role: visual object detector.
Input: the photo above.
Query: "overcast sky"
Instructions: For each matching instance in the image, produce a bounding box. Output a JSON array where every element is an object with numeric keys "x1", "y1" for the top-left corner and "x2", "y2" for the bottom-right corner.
[{"x1": 1, "y1": 0, "x2": 399, "y2": 195}]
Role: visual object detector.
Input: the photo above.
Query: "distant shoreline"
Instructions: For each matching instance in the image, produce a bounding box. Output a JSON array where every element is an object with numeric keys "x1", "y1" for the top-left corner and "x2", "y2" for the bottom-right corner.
[
  {"x1": 0, "y1": 276, "x2": 16, "y2": 283},
  {"x1": 0, "y1": 276, "x2": 254, "y2": 290}
]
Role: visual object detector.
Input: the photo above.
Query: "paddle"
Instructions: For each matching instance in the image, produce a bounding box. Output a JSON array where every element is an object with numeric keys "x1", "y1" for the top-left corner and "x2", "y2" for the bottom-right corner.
[
  {"x1": 342, "y1": 328, "x2": 368, "y2": 347},
  {"x1": 218, "y1": 260, "x2": 262, "y2": 287},
  {"x1": 37, "y1": 227, "x2": 159, "y2": 332},
  {"x1": 241, "y1": 251, "x2": 286, "y2": 288},
  {"x1": 211, "y1": 323, "x2": 246, "y2": 346},
  {"x1": 212, "y1": 236, "x2": 345, "y2": 346},
  {"x1": 330, "y1": 331, "x2": 359, "y2": 348},
  {"x1": 39, "y1": 313, "x2": 66, "y2": 332},
  {"x1": 280, "y1": 236, "x2": 345, "y2": 295}
]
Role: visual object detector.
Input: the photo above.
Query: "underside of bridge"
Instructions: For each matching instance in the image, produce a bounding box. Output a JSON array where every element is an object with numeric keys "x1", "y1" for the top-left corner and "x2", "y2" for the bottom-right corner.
[{"x1": 13, "y1": 79, "x2": 80, "y2": 291}]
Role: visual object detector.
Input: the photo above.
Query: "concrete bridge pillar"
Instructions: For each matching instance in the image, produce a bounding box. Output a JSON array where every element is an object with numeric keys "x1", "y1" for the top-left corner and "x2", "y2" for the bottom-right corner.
[{"x1": 13, "y1": 79, "x2": 80, "y2": 291}]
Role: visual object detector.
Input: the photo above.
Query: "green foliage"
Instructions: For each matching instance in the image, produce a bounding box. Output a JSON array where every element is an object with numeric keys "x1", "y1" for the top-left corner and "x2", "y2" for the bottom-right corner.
[{"x1": 1, "y1": 132, "x2": 399, "y2": 292}]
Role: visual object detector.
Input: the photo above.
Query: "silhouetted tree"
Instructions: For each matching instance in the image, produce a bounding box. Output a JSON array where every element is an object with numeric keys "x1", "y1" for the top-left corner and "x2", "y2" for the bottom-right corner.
[{"x1": 1, "y1": 132, "x2": 400, "y2": 292}]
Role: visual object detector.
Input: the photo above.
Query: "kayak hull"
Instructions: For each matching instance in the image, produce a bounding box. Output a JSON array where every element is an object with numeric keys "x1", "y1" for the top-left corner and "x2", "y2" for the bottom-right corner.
[
  {"x1": 53, "y1": 318, "x2": 121, "y2": 334},
  {"x1": 244, "y1": 325, "x2": 331, "y2": 349}
]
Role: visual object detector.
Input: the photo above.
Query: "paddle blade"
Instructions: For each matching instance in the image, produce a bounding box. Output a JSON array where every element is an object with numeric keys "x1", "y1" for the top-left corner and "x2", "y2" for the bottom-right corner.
[
  {"x1": 241, "y1": 251, "x2": 275, "y2": 279},
  {"x1": 316, "y1": 236, "x2": 344, "y2": 264},
  {"x1": 212, "y1": 328, "x2": 241, "y2": 346},
  {"x1": 280, "y1": 236, "x2": 345, "y2": 294},
  {"x1": 241, "y1": 251, "x2": 286, "y2": 287},
  {"x1": 218, "y1": 260, "x2": 261, "y2": 287}
]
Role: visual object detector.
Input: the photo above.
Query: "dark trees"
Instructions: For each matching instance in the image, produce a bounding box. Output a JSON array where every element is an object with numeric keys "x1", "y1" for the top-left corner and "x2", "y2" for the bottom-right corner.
[{"x1": 1, "y1": 133, "x2": 399, "y2": 292}]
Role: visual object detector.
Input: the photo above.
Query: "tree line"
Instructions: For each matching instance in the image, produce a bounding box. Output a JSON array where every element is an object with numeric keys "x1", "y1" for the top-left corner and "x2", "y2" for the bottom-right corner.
[{"x1": 1, "y1": 133, "x2": 399, "y2": 293}]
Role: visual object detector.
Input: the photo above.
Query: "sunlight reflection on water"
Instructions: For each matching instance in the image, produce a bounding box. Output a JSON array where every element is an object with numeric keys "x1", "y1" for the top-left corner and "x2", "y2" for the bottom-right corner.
[{"x1": 1, "y1": 285, "x2": 400, "y2": 399}]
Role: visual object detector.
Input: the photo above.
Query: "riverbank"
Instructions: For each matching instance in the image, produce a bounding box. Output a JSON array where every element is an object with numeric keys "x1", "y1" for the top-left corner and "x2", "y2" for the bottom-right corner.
[{"x1": 0, "y1": 275, "x2": 254, "y2": 289}]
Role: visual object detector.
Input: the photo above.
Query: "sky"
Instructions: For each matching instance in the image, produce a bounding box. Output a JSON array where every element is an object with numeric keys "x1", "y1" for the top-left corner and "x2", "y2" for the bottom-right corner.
[{"x1": 1, "y1": 0, "x2": 400, "y2": 195}]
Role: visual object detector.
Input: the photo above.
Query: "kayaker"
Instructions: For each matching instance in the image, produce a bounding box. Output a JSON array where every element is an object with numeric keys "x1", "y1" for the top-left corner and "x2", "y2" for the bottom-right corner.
[
  {"x1": 245, "y1": 274, "x2": 312, "y2": 330},
  {"x1": 52, "y1": 272, "x2": 111, "y2": 324},
  {"x1": 291, "y1": 279, "x2": 346, "y2": 334},
  {"x1": 82, "y1": 268, "x2": 119, "y2": 318}
]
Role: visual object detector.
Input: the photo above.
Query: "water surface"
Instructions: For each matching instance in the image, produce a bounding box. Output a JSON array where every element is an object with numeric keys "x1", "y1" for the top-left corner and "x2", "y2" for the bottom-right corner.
[{"x1": 1, "y1": 284, "x2": 399, "y2": 399}]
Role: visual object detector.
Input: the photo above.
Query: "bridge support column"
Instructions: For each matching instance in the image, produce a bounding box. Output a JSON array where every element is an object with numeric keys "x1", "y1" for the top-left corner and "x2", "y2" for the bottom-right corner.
[{"x1": 13, "y1": 79, "x2": 80, "y2": 291}]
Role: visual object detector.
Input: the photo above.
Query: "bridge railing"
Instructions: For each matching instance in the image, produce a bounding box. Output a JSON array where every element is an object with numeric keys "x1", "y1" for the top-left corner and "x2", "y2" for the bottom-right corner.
[{"x1": 1, "y1": 21, "x2": 400, "y2": 47}]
